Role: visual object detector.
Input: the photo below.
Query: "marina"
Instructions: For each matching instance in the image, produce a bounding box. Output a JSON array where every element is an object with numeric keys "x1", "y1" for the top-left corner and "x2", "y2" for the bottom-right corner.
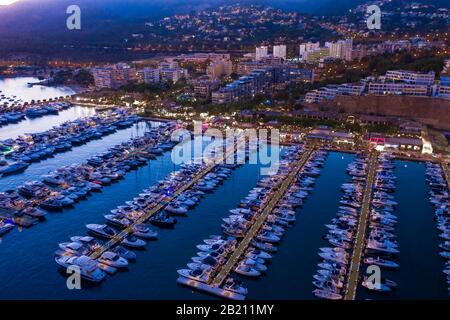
[
  {"x1": 0, "y1": 101, "x2": 73, "y2": 129},
  {"x1": 0, "y1": 105, "x2": 96, "y2": 141},
  {"x1": 0, "y1": 82, "x2": 448, "y2": 300},
  {"x1": 0, "y1": 77, "x2": 77, "y2": 131},
  {"x1": 0, "y1": 140, "x2": 447, "y2": 299},
  {"x1": 176, "y1": 146, "x2": 323, "y2": 299},
  {"x1": 0, "y1": 109, "x2": 139, "y2": 177},
  {"x1": 53, "y1": 136, "x2": 257, "y2": 284},
  {"x1": 344, "y1": 153, "x2": 377, "y2": 300},
  {"x1": 0, "y1": 121, "x2": 178, "y2": 232}
]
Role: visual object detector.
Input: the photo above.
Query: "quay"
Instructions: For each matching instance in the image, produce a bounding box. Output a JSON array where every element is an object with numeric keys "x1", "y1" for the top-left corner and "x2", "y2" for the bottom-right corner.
[
  {"x1": 208, "y1": 147, "x2": 315, "y2": 288},
  {"x1": 344, "y1": 152, "x2": 378, "y2": 300}
]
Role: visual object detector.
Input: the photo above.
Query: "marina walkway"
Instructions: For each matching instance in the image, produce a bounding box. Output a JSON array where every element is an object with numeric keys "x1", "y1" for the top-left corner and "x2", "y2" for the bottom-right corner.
[
  {"x1": 344, "y1": 152, "x2": 378, "y2": 300},
  {"x1": 209, "y1": 147, "x2": 315, "y2": 287},
  {"x1": 89, "y1": 143, "x2": 244, "y2": 260}
]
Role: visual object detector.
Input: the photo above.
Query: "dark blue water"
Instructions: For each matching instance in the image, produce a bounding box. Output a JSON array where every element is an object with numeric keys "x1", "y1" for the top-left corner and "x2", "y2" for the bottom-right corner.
[
  {"x1": 357, "y1": 161, "x2": 448, "y2": 300},
  {"x1": 0, "y1": 124, "x2": 442, "y2": 300},
  {"x1": 244, "y1": 152, "x2": 354, "y2": 300},
  {"x1": 0, "y1": 153, "x2": 263, "y2": 299}
]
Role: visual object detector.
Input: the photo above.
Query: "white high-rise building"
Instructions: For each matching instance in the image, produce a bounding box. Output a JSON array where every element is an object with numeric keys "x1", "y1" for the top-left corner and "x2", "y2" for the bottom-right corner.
[
  {"x1": 342, "y1": 39, "x2": 353, "y2": 61},
  {"x1": 329, "y1": 39, "x2": 353, "y2": 60},
  {"x1": 273, "y1": 45, "x2": 287, "y2": 60},
  {"x1": 255, "y1": 46, "x2": 269, "y2": 61},
  {"x1": 92, "y1": 63, "x2": 137, "y2": 89},
  {"x1": 299, "y1": 42, "x2": 320, "y2": 54},
  {"x1": 137, "y1": 68, "x2": 160, "y2": 84},
  {"x1": 299, "y1": 42, "x2": 320, "y2": 61},
  {"x1": 158, "y1": 60, "x2": 186, "y2": 83}
]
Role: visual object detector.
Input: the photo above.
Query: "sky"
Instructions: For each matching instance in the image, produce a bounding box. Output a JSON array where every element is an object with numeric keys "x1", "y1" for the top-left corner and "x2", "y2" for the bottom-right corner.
[{"x1": 0, "y1": 0, "x2": 19, "y2": 5}]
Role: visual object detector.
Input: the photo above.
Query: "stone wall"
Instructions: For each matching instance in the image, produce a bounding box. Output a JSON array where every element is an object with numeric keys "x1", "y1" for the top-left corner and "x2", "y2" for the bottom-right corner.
[{"x1": 327, "y1": 95, "x2": 450, "y2": 130}]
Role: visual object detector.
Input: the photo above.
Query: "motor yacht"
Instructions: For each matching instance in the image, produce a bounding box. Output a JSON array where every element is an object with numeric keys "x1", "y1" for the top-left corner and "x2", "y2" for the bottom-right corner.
[
  {"x1": 86, "y1": 224, "x2": 118, "y2": 239},
  {"x1": 55, "y1": 255, "x2": 106, "y2": 283},
  {"x1": 122, "y1": 235, "x2": 146, "y2": 248},
  {"x1": 98, "y1": 252, "x2": 129, "y2": 268}
]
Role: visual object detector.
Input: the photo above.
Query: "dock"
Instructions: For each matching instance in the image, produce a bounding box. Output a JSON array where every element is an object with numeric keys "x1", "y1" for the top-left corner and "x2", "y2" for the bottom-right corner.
[
  {"x1": 208, "y1": 147, "x2": 315, "y2": 288},
  {"x1": 344, "y1": 152, "x2": 378, "y2": 300},
  {"x1": 89, "y1": 141, "x2": 246, "y2": 260}
]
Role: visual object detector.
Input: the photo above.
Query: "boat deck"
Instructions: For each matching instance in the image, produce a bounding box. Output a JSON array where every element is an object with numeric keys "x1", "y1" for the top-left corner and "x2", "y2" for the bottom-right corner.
[
  {"x1": 206, "y1": 147, "x2": 315, "y2": 290},
  {"x1": 344, "y1": 152, "x2": 378, "y2": 300}
]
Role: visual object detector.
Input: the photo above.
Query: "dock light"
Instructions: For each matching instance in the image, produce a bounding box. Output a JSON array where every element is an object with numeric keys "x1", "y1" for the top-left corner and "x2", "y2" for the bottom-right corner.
[{"x1": 165, "y1": 187, "x2": 174, "y2": 196}]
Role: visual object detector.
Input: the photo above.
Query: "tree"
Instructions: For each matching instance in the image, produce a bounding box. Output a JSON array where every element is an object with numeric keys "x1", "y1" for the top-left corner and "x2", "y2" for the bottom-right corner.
[
  {"x1": 53, "y1": 70, "x2": 73, "y2": 84},
  {"x1": 74, "y1": 69, "x2": 94, "y2": 86}
]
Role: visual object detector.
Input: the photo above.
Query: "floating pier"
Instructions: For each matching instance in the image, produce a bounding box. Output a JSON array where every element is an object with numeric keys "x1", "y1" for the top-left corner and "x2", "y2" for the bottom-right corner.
[
  {"x1": 344, "y1": 152, "x2": 378, "y2": 300},
  {"x1": 89, "y1": 164, "x2": 216, "y2": 259}
]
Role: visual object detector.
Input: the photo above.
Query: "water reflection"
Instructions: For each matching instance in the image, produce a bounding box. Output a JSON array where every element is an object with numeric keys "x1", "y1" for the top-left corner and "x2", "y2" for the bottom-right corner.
[{"x1": 0, "y1": 77, "x2": 74, "y2": 103}]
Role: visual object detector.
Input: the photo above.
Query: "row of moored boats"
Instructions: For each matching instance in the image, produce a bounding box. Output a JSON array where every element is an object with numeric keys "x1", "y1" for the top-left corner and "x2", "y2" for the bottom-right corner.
[
  {"x1": 0, "y1": 101, "x2": 71, "y2": 127},
  {"x1": 312, "y1": 153, "x2": 400, "y2": 300},
  {"x1": 312, "y1": 153, "x2": 369, "y2": 300},
  {"x1": 0, "y1": 122, "x2": 178, "y2": 235},
  {"x1": 362, "y1": 154, "x2": 400, "y2": 294},
  {"x1": 0, "y1": 109, "x2": 139, "y2": 176},
  {"x1": 55, "y1": 145, "x2": 243, "y2": 283},
  {"x1": 425, "y1": 162, "x2": 450, "y2": 296},
  {"x1": 177, "y1": 146, "x2": 328, "y2": 299}
]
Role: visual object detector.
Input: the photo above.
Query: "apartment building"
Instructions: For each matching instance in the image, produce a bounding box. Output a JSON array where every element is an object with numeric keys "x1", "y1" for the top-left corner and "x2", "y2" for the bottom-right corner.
[
  {"x1": 192, "y1": 76, "x2": 221, "y2": 99},
  {"x1": 437, "y1": 85, "x2": 450, "y2": 99},
  {"x1": 385, "y1": 70, "x2": 435, "y2": 85},
  {"x1": 207, "y1": 59, "x2": 233, "y2": 79},
  {"x1": 236, "y1": 57, "x2": 284, "y2": 75},
  {"x1": 92, "y1": 64, "x2": 137, "y2": 89},
  {"x1": 212, "y1": 68, "x2": 273, "y2": 104},
  {"x1": 273, "y1": 45, "x2": 287, "y2": 60},
  {"x1": 255, "y1": 46, "x2": 269, "y2": 61},
  {"x1": 212, "y1": 66, "x2": 313, "y2": 104},
  {"x1": 368, "y1": 82, "x2": 429, "y2": 96},
  {"x1": 137, "y1": 67, "x2": 160, "y2": 84},
  {"x1": 328, "y1": 39, "x2": 353, "y2": 61},
  {"x1": 305, "y1": 86, "x2": 339, "y2": 103},
  {"x1": 158, "y1": 60, "x2": 186, "y2": 83}
]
